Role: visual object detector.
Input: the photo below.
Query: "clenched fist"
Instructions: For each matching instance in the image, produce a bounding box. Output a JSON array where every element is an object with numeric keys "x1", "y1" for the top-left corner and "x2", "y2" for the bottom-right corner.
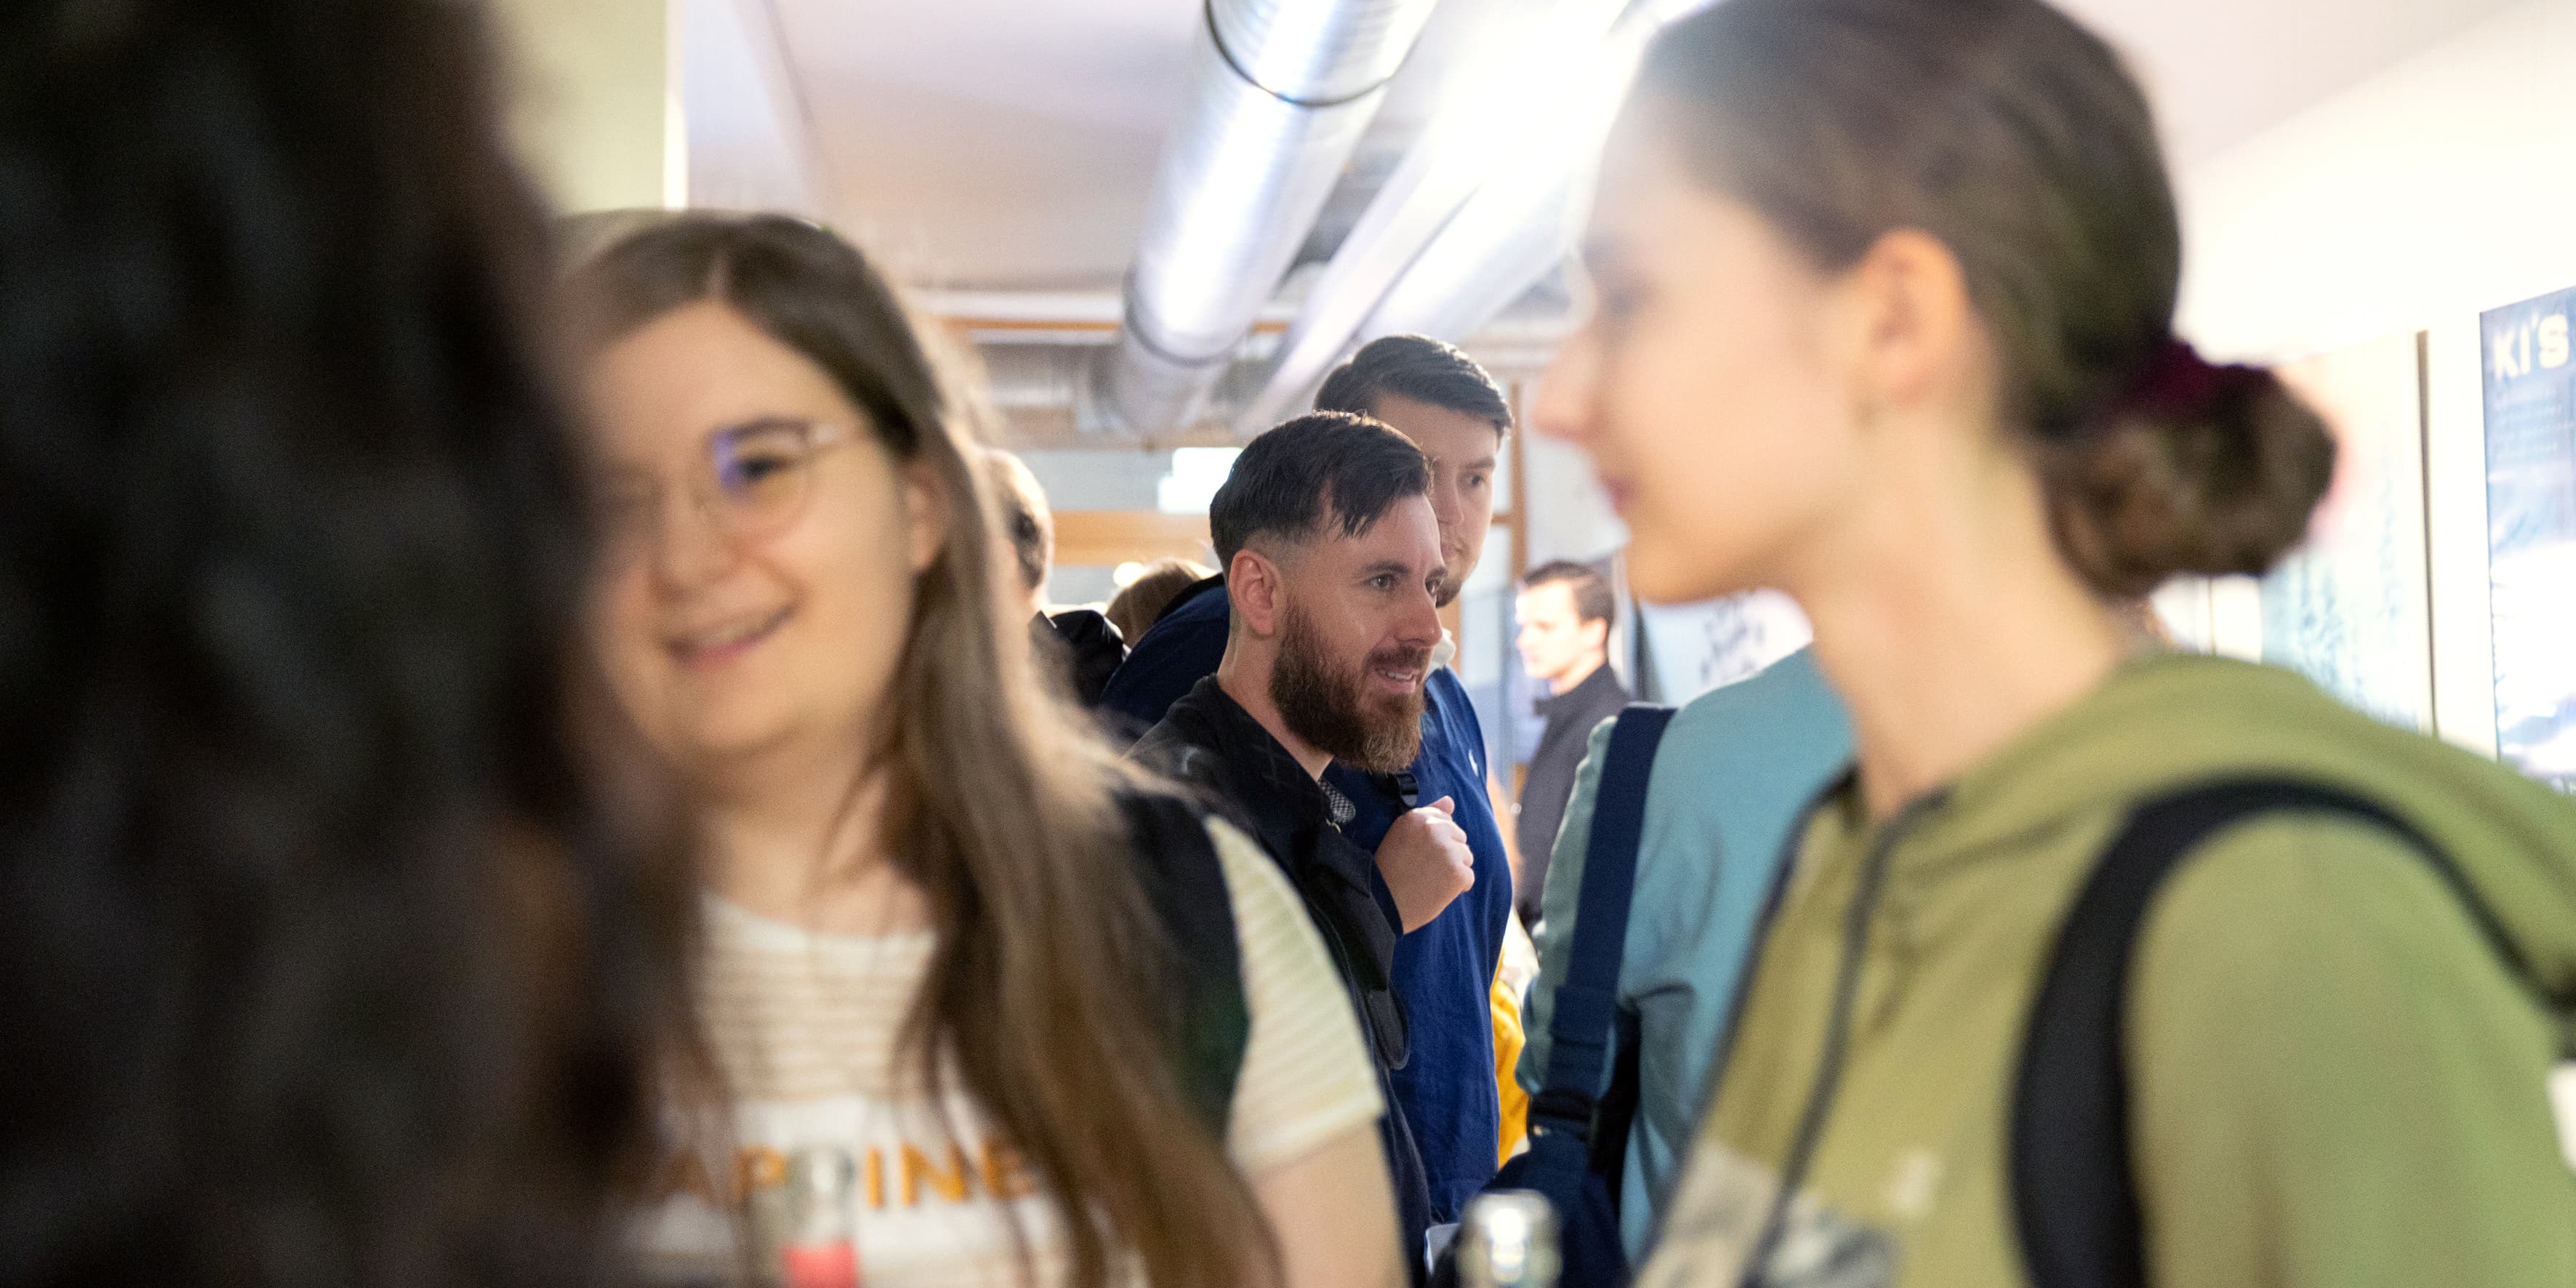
[{"x1": 1375, "y1": 796, "x2": 1475, "y2": 933}]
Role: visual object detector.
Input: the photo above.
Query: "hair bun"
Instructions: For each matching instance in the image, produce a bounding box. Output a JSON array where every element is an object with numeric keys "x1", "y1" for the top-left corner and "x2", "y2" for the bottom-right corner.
[{"x1": 2041, "y1": 339, "x2": 2337, "y2": 598}]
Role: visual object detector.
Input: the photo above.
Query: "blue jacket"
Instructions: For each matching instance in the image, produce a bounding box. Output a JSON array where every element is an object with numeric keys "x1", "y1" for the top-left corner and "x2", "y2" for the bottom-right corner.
[
  {"x1": 1097, "y1": 576, "x2": 1231, "y2": 741},
  {"x1": 1516, "y1": 647, "x2": 1853, "y2": 1259},
  {"x1": 1103, "y1": 581, "x2": 1513, "y2": 1221}
]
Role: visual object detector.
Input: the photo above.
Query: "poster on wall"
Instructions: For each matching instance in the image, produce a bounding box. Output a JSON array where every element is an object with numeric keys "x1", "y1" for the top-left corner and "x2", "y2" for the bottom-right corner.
[
  {"x1": 1633, "y1": 588, "x2": 1811, "y2": 705},
  {"x1": 2480, "y1": 287, "x2": 2576, "y2": 792},
  {"x1": 2255, "y1": 331, "x2": 2433, "y2": 731}
]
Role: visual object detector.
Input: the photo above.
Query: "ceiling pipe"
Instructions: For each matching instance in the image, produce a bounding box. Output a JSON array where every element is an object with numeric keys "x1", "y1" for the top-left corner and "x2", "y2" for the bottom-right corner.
[
  {"x1": 1233, "y1": 0, "x2": 1631, "y2": 432},
  {"x1": 1235, "y1": 0, "x2": 1689, "y2": 431},
  {"x1": 1096, "y1": 0, "x2": 1441, "y2": 437}
]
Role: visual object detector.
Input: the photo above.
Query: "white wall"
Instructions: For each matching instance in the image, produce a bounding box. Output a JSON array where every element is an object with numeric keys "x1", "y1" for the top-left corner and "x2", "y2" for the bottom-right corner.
[
  {"x1": 491, "y1": 0, "x2": 688, "y2": 213},
  {"x1": 1006, "y1": 449, "x2": 1176, "y2": 607},
  {"x1": 2174, "y1": 0, "x2": 2576, "y2": 756},
  {"x1": 683, "y1": 0, "x2": 826, "y2": 215},
  {"x1": 1518, "y1": 431, "x2": 1626, "y2": 566}
]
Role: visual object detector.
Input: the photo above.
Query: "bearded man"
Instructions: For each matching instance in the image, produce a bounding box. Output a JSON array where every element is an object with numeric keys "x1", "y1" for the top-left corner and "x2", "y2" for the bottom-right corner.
[
  {"x1": 1131, "y1": 411, "x2": 1470, "y2": 1269},
  {"x1": 1108, "y1": 338, "x2": 1520, "y2": 1240}
]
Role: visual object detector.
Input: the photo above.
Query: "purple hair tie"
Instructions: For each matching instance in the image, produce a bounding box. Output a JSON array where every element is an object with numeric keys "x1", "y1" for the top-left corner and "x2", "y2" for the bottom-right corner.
[{"x1": 2111, "y1": 337, "x2": 2268, "y2": 424}]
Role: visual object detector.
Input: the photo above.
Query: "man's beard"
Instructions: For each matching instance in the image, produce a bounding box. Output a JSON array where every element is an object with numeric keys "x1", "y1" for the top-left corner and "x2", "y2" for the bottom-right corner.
[{"x1": 1272, "y1": 601, "x2": 1427, "y2": 774}]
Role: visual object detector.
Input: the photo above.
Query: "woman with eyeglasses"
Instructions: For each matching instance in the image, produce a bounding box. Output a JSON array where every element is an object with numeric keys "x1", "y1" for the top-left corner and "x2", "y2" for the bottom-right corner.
[
  {"x1": 1533, "y1": 0, "x2": 2576, "y2": 1284},
  {"x1": 563, "y1": 214, "x2": 1403, "y2": 1288}
]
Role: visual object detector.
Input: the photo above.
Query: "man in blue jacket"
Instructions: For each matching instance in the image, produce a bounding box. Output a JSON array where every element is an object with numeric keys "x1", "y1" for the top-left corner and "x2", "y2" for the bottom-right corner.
[{"x1": 1104, "y1": 335, "x2": 1517, "y2": 1225}]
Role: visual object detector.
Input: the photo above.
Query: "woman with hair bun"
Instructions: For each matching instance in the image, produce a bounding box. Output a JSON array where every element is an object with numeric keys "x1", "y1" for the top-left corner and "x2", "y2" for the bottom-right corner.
[{"x1": 1533, "y1": 0, "x2": 2576, "y2": 1284}]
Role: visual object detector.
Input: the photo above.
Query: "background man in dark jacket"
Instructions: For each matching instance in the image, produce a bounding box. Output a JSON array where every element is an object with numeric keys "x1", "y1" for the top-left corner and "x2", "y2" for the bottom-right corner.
[
  {"x1": 1511, "y1": 560, "x2": 1627, "y2": 927},
  {"x1": 1130, "y1": 411, "x2": 1473, "y2": 1273}
]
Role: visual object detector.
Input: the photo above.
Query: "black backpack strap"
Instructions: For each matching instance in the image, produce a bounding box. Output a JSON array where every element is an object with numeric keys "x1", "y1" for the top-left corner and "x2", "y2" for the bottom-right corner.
[
  {"x1": 1530, "y1": 705, "x2": 1676, "y2": 1152},
  {"x1": 2013, "y1": 776, "x2": 2527, "y2": 1288},
  {"x1": 1118, "y1": 789, "x2": 1251, "y2": 1135},
  {"x1": 1591, "y1": 1010, "x2": 1646, "y2": 1200}
]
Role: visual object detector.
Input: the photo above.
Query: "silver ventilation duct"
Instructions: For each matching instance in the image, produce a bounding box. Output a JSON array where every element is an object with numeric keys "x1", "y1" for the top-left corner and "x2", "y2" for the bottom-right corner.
[
  {"x1": 1096, "y1": 0, "x2": 1440, "y2": 436},
  {"x1": 976, "y1": 339, "x2": 1279, "y2": 446},
  {"x1": 1235, "y1": 0, "x2": 1681, "y2": 432}
]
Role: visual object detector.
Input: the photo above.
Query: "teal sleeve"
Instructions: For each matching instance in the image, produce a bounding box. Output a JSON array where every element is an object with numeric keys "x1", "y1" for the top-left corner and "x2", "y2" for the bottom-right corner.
[
  {"x1": 1516, "y1": 717, "x2": 1621, "y2": 1100},
  {"x1": 2130, "y1": 816, "x2": 2576, "y2": 1288}
]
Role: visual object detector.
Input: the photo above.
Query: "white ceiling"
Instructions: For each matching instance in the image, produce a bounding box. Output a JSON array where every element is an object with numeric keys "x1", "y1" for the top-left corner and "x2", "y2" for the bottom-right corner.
[
  {"x1": 2063, "y1": 0, "x2": 2524, "y2": 168},
  {"x1": 689, "y1": 0, "x2": 2523, "y2": 295}
]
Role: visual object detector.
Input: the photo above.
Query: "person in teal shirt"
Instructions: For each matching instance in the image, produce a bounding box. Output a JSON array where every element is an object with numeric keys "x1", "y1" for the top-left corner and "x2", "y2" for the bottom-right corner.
[{"x1": 1516, "y1": 645, "x2": 1853, "y2": 1259}]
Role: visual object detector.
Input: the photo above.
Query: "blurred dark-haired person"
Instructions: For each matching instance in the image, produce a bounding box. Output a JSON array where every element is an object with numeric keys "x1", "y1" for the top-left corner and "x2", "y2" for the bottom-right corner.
[
  {"x1": 1105, "y1": 335, "x2": 1522, "y2": 1228},
  {"x1": 1509, "y1": 560, "x2": 1627, "y2": 927},
  {"x1": 1534, "y1": 0, "x2": 2576, "y2": 1283},
  {"x1": 0, "y1": 2, "x2": 696, "y2": 1286},
  {"x1": 989, "y1": 448, "x2": 1125, "y2": 705},
  {"x1": 1131, "y1": 411, "x2": 1464, "y2": 1271},
  {"x1": 1108, "y1": 557, "x2": 1216, "y2": 647},
  {"x1": 566, "y1": 216, "x2": 1400, "y2": 1288}
]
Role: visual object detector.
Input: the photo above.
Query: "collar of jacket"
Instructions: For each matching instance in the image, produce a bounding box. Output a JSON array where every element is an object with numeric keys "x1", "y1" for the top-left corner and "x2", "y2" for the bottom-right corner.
[
  {"x1": 1144, "y1": 675, "x2": 1411, "y2": 1068},
  {"x1": 1155, "y1": 676, "x2": 1337, "y2": 848},
  {"x1": 1536, "y1": 659, "x2": 1626, "y2": 720}
]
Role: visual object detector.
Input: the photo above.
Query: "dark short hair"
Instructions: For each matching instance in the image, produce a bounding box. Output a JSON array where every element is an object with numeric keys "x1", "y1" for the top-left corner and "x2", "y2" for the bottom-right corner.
[
  {"x1": 1315, "y1": 334, "x2": 1512, "y2": 435},
  {"x1": 1523, "y1": 560, "x2": 1616, "y2": 627},
  {"x1": 1211, "y1": 412, "x2": 1430, "y2": 566}
]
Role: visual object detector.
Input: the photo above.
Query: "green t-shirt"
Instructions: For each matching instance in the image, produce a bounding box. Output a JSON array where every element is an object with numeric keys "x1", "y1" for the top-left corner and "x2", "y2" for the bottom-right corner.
[{"x1": 1639, "y1": 653, "x2": 2576, "y2": 1288}]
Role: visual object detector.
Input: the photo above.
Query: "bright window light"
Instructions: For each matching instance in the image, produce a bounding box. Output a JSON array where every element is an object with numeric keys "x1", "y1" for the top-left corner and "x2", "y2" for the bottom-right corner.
[{"x1": 1158, "y1": 447, "x2": 1242, "y2": 513}]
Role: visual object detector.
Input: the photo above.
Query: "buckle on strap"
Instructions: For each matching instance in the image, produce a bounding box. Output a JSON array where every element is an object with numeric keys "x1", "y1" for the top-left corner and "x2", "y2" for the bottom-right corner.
[
  {"x1": 1528, "y1": 1087, "x2": 1598, "y2": 1140},
  {"x1": 1368, "y1": 769, "x2": 1421, "y2": 810}
]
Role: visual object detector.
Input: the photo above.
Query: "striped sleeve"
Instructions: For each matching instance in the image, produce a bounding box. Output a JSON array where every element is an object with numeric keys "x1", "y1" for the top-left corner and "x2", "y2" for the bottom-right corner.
[{"x1": 1203, "y1": 818, "x2": 1387, "y2": 1174}]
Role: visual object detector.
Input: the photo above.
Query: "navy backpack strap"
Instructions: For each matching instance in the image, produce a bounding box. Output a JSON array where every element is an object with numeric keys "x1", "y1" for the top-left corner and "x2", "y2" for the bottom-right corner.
[
  {"x1": 2013, "y1": 776, "x2": 2523, "y2": 1288},
  {"x1": 1530, "y1": 704, "x2": 1676, "y2": 1143}
]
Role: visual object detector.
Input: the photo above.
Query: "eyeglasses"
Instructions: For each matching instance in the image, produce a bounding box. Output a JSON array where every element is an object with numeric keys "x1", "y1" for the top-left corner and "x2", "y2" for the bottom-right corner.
[{"x1": 598, "y1": 418, "x2": 853, "y2": 559}]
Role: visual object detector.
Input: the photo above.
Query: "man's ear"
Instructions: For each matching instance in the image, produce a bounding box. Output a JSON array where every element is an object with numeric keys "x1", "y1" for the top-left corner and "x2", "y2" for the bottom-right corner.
[
  {"x1": 1229, "y1": 546, "x2": 1287, "y2": 637},
  {"x1": 1578, "y1": 617, "x2": 1610, "y2": 656}
]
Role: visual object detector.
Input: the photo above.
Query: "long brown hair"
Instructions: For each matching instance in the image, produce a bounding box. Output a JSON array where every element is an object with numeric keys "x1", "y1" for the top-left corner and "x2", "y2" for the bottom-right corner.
[
  {"x1": 0, "y1": 0, "x2": 693, "y2": 1284},
  {"x1": 1636, "y1": 0, "x2": 2336, "y2": 597},
  {"x1": 563, "y1": 214, "x2": 1272, "y2": 1288}
]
